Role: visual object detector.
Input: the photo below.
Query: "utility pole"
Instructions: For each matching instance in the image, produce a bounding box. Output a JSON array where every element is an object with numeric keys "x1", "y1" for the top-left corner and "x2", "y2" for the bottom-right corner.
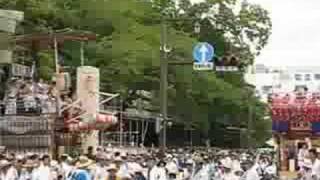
[
  {"x1": 158, "y1": 11, "x2": 201, "y2": 149},
  {"x1": 159, "y1": 16, "x2": 168, "y2": 149},
  {"x1": 247, "y1": 91, "x2": 253, "y2": 149}
]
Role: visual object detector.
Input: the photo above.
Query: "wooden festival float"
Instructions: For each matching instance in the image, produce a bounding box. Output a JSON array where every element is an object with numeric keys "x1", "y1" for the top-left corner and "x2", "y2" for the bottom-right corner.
[
  {"x1": 0, "y1": 9, "x2": 119, "y2": 156},
  {"x1": 271, "y1": 91, "x2": 320, "y2": 171}
]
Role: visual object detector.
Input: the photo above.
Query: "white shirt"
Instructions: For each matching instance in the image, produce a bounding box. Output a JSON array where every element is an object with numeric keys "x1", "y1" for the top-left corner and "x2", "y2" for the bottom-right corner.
[
  {"x1": 245, "y1": 167, "x2": 261, "y2": 180},
  {"x1": 92, "y1": 164, "x2": 107, "y2": 180},
  {"x1": 265, "y1": 164, "x2": 277, "y2": 175},
  {"x1": 61, "y1": 162, "x2": 72, "y2": 178},
  {"x1": 232, "y1": 160, "x2": 241, "y2": 172},
  {"x1": 32, "y1": 165, "x2": 52, "y2": 180},
  {"x1": 311, "y1": 159, "x2": 320, "y2": 178},
  {"x1": 118, "y1": 162, "x2": 130, "y2": 178},
  {"x1": 0, "y1": 166, "x2": 18, "y2": 180},
  {"x1": 298, "y1": 149, "x2": 309, "y2": 161},
  {"x1": 150, "y1": 166, "x2": 167, "y2": 180},
  {"x1": 222, "y1": 172, "x2": 239, "y2": 180},
  {"x1": 19, "y1": 169, "x2": 33, "y2": 180}
]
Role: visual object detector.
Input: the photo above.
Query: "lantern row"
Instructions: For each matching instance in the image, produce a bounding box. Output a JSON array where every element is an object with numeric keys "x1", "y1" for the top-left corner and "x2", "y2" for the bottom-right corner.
[{"x1": 270, "y1": 92, "x2": 320, "y2": 106}]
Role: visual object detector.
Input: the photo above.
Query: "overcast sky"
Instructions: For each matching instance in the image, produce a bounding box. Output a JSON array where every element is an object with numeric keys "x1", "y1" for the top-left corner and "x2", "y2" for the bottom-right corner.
[{"x1": 191, "y1": 0, "x2": 320, "y2": 67}]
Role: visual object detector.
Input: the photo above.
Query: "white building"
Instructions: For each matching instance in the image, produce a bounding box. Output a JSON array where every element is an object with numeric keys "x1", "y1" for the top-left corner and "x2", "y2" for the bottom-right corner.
[{"x1": 245, "y1": 64, "x2": 320, "y2": 102}]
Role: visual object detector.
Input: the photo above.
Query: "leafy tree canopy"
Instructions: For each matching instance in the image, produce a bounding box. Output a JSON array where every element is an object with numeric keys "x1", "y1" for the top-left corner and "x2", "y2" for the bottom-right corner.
[{"x1": 0, "y1": 0, "x2": 272, "y2": 147}]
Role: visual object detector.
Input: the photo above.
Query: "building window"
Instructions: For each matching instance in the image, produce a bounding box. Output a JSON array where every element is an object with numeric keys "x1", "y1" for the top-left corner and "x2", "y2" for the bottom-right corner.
[
  {"x1": 305, "y1": 74, "x2": 311, "y2": 81},
  {"x1": 295, "y1": 74, "x2": 302, "y2": 81},
  {"x1": 315, "y1": 74, "x2": 320, "y2": 80}
]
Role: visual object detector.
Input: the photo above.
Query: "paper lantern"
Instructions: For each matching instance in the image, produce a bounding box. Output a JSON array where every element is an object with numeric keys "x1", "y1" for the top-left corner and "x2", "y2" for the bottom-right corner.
[{"x1": 96, "y1": 114, "x2": 118, "y2": 124}]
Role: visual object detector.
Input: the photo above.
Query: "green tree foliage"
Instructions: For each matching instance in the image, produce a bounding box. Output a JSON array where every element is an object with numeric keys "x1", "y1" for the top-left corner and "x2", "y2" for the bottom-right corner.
[{"x1": 0, "y1": 0, "x2": 272, "y2": 147}]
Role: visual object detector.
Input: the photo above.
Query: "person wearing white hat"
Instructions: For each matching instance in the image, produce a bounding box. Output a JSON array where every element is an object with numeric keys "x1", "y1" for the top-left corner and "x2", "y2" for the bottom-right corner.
[
  {"x1": 60, "y1": 154, "x2": 72, "y2": 180},
  {"x1": 220, "y1": 159, "x2": 238, "y2": 180},
  {"x1": 116, "y1": 153, "x2": 131, "y2": 179},
  {"x1": 66, "y1": 155, "x2": 93, "y2": 180},
  {"x1": 105, "y1": 164, "x2": 121, "y2": 180},
  {"x1": 165, "y1": 156, "x2": 178, "y2": 179},
  {"x1": 150, "y1": 160, "x2": 166, "y2": 180}
]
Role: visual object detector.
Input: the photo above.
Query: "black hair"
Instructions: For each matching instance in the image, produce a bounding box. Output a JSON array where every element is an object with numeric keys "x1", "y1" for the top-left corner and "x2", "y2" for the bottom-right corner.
[
  {"x1": 60, "y1": 155, "x2": 68, "y2": 161},
  {"x1": 41, "y1": 155, "x2": 50, "y2": 161},
  {"x1": 309, "y1": 149, "x2": 317, "y2": 155},
  {"x1": 30, "y1": 154, "x2": 38, "y2": 160}
]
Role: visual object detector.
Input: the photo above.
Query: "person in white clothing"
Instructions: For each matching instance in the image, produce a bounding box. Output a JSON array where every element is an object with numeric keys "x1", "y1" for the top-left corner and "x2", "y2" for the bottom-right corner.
[
  {"x1": 0, "y1": 160, "x2": 18, "y2": 180},
  {"x1": 308, "y1": 149, "x2": 320, "y2": 179},
  {"x1": 18, "y1": 159, "x2": 34, "y2": 180},
  {"x1": 298, "y1": 159, "x2": 314, "y2": 180},
  {"x1": 60, "y1": 154, "x2": 72, "y2": 179},
  {"x1": 149, "y1": 161, "x2": 167, "y2": 180},
  {"x1": 298, "y1": 144, "x2": 309, "y2": 169},
  {"x1": 32, "y1": 155, "x2": 53, "y2": 180},
  {"x1": 242, "y1": 161, "x2": 261, "y2": 180},
  {"x1": 221, "y1": 159, "x2": 238, "y2": 180}
]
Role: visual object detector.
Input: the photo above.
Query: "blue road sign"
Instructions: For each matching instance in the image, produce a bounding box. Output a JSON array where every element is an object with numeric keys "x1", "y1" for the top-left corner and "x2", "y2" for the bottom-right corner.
[{"x1": 193, "y1": 42, "x2": 215, "y2": 63}]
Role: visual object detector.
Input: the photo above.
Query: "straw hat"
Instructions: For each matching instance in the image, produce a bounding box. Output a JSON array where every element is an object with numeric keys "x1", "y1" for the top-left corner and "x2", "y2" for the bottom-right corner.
[
  {"x1": 114, "y1": 156, "x2": 122, "y2": 162},
  {"x1": 221, "y1": 159, "x2": 233, "y2": 169},
  {"x1": 50, "y1": 160, "x2": 59, "y2": 168},
  {"x1": 0, "y1": 160, "x2": 11, "y2": 168},
  {"x1": 120, "y1": 152, "x2": 127, "y2": 157},
  {"x1": 16, "y1": 155, "x2": 24, "y2": 160},
  {"x1": 22, "y1": 159, "x2": 34, "y2": 168},
  {"x1": 106, "y1": 164, "x2": 118, "y2": 171},
  {"x1": 166, "y1": 154, "x2": 173, "y2": 159},
  {"x1": 76, "y1": 156, "x2": 93, "y2": 169},
  {"x1": 186, "y1": 159, "x2": 193, "y2": 165}
]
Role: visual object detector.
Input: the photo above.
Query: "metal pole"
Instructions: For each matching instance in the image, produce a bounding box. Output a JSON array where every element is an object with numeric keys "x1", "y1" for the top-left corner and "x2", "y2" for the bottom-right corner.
[
  {"x1": 129, "y1": 119, "x2": 132, "y2": 144},
  {"x1": 119, "y1": 99, "x2": 123, "y2": 147},
  {"x1": 54, "y1": 37, "x2": 59, "y2": 74},
  {"x1": 53, "y1": 37, "x2": 61, "y2": 116},
  {"x1": 190, "y1": 128, "x2": 193, "y2": 148},
  {"x1": 248, "y1": 95, "x2": 252, "y2": 149},
  {"x1": 80, "y1": 41, "x2": 84, "y2": 66},
  {"x1": 159, "y1": 16, "x2": 168, "y2": 149}
]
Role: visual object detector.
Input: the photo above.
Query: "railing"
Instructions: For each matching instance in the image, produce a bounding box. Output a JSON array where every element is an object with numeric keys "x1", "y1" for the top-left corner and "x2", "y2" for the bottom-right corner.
[
  {"x1": 6, "y1": 148, "x2": 50, "y2": 156},
  {"x1": 100, "y1": 131, "x2": 140, "y2": 147},
  {"x1": 0, "y1": 115, "x2": 55, "y2": 135},
  {"x1": 0, "y1": 114, "x2": 56, "y2": 150},
  {"x1": 0, "y1": 98, "x2": 57, "y2": 116},
  {"x1": 1, "y1": 135, "x2": 52, "y2": 147}
]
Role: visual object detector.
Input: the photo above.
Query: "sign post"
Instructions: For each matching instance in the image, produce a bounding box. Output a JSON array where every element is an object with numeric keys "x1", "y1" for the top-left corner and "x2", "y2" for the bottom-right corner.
[{"x1": 193, "y1": 42, "x2": 214, "y2": 70}]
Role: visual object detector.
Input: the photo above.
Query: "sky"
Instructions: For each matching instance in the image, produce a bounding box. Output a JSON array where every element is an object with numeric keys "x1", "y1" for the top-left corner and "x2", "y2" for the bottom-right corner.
[{"x1": 191, "y1": 0, "x2": 320, "y2": 67}]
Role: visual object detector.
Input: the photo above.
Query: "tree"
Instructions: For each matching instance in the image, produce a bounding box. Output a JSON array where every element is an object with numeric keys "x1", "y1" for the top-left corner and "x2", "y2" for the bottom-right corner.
[{"x1": 0, "y1": 0, "x2": 272, "y2": 147}]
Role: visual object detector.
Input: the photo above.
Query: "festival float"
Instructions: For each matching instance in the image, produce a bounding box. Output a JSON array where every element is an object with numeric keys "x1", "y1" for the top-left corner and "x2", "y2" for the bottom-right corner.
[
  {"x1": 0, "y1": 9, "x2": 119, "y2": 156},
  {"x1": 271, "y1": 91, "x2": 320, "y2": 171}
]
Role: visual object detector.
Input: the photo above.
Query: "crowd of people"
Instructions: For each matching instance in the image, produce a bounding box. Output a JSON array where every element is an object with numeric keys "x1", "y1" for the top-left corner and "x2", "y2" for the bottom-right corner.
[
  {"x1": 1, "y1": 77, "x2": 58, "y2": 115},
  {"x1": 0, "y1": 146, "x2": 279, "y2": 180}
]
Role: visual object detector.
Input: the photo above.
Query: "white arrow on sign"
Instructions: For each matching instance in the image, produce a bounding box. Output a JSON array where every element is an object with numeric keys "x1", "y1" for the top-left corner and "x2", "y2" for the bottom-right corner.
[{"x1": 199, "y1": 44, "x2": 208, "y2": 62}]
